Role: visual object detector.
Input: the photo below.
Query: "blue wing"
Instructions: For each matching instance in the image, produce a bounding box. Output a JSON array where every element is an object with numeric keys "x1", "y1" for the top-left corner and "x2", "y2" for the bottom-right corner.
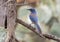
[{"x1": 29, "y1": 15, "x2": 38, "y2": 23}]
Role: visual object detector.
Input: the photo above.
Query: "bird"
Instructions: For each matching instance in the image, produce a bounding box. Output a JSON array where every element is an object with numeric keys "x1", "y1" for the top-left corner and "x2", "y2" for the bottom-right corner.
[{"x1": 27, "y1": 8, "x2": 42, "y2": 33}]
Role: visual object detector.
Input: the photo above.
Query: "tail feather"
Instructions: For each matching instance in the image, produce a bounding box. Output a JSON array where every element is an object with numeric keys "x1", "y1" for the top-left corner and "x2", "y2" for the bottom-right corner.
[{"x1": 35, "y1": 23, "x2": 42, "y2": 33}]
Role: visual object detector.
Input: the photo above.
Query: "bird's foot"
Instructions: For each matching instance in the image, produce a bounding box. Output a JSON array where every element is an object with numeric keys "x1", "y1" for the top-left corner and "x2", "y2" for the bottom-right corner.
[{"x1": 37, "y1": 30, "x2": 46, "y2": 39}]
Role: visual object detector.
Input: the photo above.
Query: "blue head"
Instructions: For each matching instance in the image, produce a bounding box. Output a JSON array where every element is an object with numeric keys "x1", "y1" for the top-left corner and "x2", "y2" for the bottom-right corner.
[{"x1": 27, "y1": 8, "x2": 37, "y2": 14}]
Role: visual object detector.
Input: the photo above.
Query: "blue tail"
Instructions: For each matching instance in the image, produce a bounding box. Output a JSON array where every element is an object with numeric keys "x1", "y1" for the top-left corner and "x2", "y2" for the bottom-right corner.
[{"x1": 35, "y1": 23, "x2": 42, "y2": 33}]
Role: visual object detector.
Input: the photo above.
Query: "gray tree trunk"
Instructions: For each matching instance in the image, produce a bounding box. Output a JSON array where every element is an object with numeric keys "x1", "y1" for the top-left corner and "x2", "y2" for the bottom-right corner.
[{"x1": 0, "y1": 0, "x2": 19, "y2": 42}]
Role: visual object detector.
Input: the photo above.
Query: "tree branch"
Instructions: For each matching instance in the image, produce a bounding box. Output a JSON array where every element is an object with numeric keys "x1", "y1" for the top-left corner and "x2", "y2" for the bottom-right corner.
[{"x1": 16, "y1": 18, "x2": 60, "y2": 42}]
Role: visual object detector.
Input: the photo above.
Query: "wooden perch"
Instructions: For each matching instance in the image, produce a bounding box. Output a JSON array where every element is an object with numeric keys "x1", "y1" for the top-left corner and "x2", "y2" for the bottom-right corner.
[{"x1": 16, "y1": 18, "x2": 60, "y2": 42}]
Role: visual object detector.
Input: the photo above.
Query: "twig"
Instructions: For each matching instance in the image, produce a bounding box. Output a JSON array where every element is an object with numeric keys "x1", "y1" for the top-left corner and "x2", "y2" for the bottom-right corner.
[
  {"x1": 16, "y1": 18, "x2": 60, "y2": 42},
  {"x1": 0, "y1": 0, "x2": 35, "y2": 7},
  {"x1": 16, "y1": 18, "x2": 45, "y2": 38}
]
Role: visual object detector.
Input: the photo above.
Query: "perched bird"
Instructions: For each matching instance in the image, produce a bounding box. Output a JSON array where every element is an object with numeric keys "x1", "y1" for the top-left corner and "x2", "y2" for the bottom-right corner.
[{"x1": 27, "y1": 8, "x2": 42, "y2": 33}]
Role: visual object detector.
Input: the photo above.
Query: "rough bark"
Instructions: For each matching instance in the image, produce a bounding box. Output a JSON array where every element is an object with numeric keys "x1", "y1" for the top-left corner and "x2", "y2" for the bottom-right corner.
[
  {"x1": 0, "y1": 0, "x2": 19, "y2": 42},
  {"x1": 4, "y1": 0, "x2": 19, "y2": 42},
  {"x1": 16, "y1": 18, "x2": 60, "y2": 42}
]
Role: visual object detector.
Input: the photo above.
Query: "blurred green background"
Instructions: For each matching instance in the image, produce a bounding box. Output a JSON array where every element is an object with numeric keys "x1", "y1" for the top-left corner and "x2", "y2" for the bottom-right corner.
[{"x1": 0, "y1": 0, "x2": 60, "y2": 42}]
